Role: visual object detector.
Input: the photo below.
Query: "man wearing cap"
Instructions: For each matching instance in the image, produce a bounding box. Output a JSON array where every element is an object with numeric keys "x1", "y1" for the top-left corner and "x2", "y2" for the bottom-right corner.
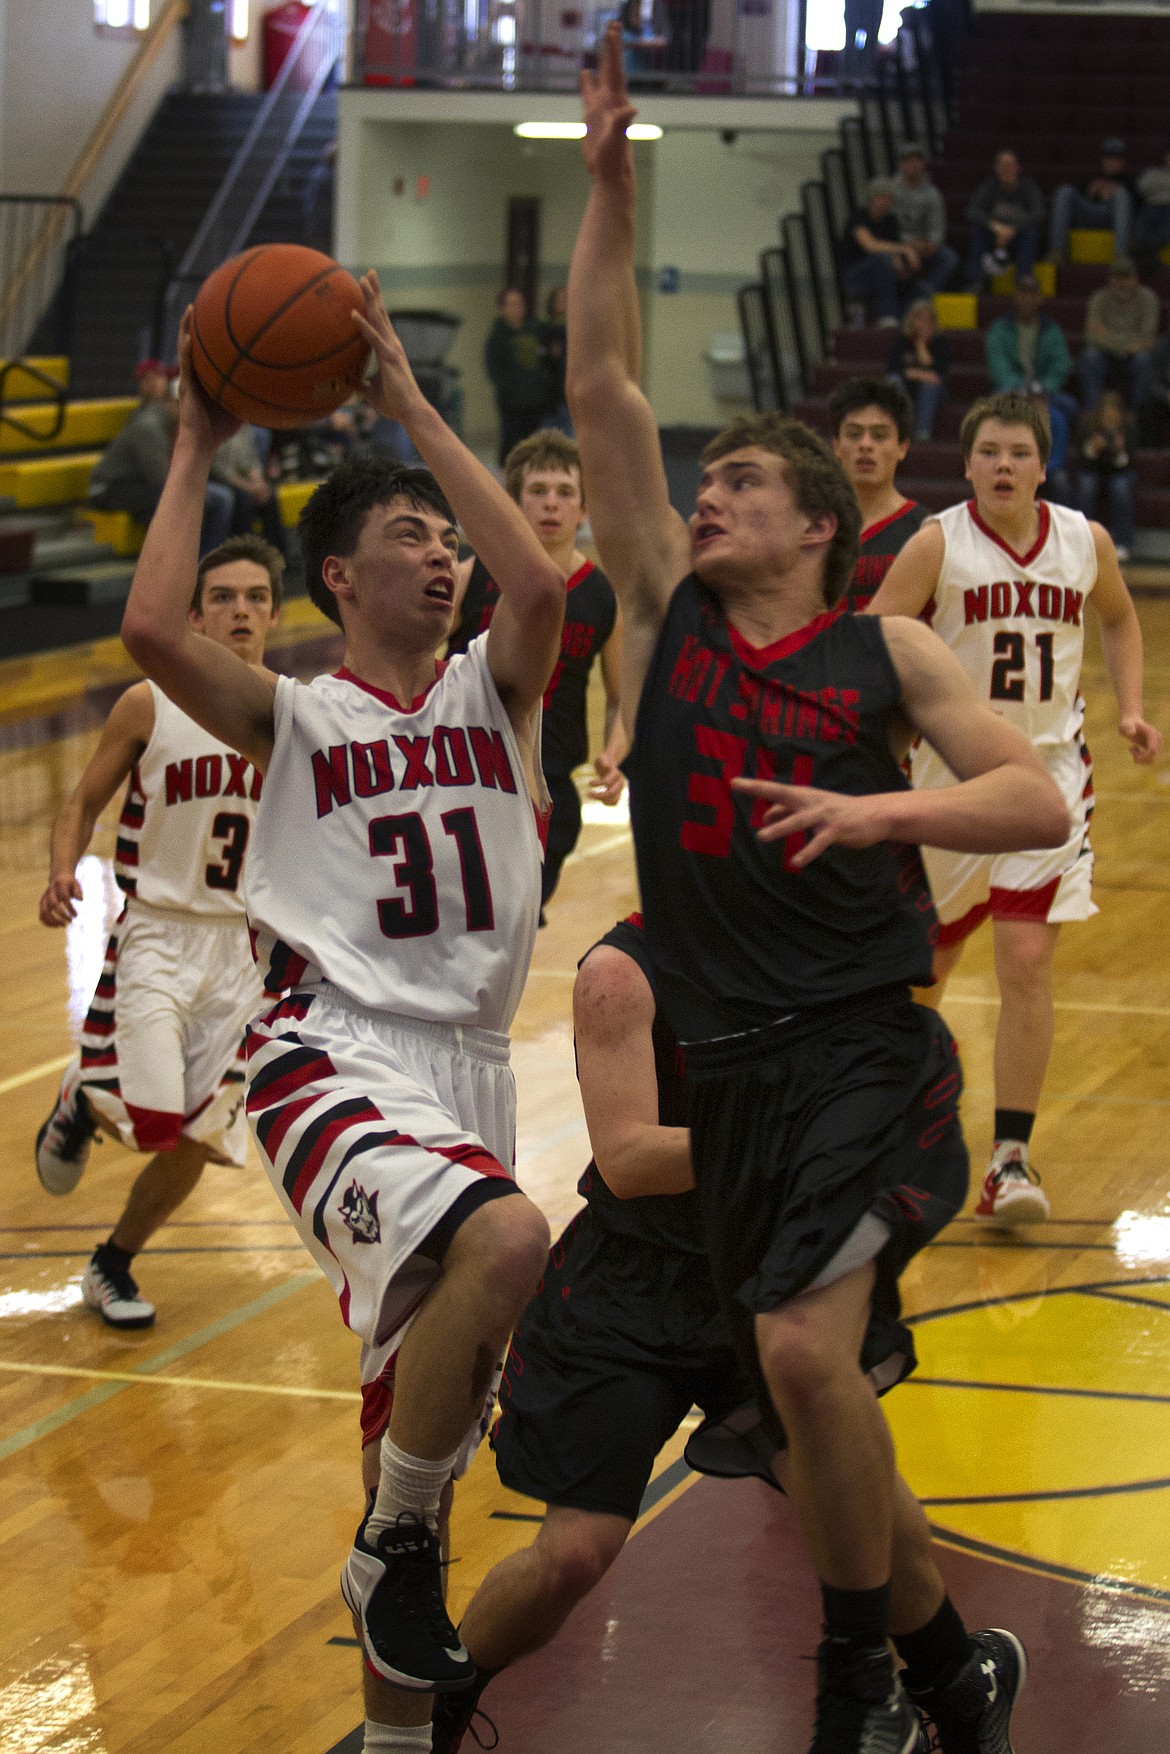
[
  {"x1": 88, "y1": 359, "x2": 233, "y2": 555},
  {"x1": 889, "y1": 144, "x2": 959, "y2": 295},
  {"x1": 1080, "y1": 257, "x2": 1160, "y2": 410},
  {"x1": 839, "y1": 178, "x2": 919, "y2": 326},
  {"x1": 1048, "y1": 139, "x2": 1137, "y2": 266},
  {"x1": 985, "y1": 273, "x2": 1077, "y2": 498}
]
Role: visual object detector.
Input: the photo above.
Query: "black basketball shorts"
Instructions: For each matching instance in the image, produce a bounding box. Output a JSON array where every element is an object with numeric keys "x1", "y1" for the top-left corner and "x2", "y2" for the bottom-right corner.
[
  {"x1": 492, "y1": 1206, "x2": 752, "y2": 1523},
  {"x1": 684, "y1": 986, "x2": 967, "y2": 1433}
]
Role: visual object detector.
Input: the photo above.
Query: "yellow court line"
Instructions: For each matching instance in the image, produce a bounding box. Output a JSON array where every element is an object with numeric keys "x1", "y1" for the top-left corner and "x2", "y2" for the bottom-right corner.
[
  {"x1": 0, "y1": 1054, "x2": 72, "y2": 1097},
  {"x1": 0, "y1": 1357, "x2": 359, "y2": 1403},
  {"x1": 944, "y1": 995, "x2": 1170, "y2": 1020}
]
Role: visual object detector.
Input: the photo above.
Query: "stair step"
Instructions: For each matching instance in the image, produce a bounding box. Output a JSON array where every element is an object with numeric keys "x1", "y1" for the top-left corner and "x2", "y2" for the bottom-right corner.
[{"x1": 30, "y1": 560, "x2": 136, "y2": 607}]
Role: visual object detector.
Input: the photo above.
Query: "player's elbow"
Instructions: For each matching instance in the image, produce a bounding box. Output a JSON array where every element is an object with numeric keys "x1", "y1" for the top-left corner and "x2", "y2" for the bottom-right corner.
[
  {"x1": 1027, "y1": 772, "x2": 1071, "y2": 848},
  {"x1": 121, "y1": 606, "x2": 184, "y2": 675},
  {"x1": 567, "y1": 355, "x2": 624, "y2": 422}
]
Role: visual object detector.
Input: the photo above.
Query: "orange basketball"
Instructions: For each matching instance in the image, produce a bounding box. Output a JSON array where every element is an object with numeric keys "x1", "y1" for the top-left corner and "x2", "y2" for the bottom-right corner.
[{"x1": 190, "y1": 243, "x2": 370, "y2": 428}]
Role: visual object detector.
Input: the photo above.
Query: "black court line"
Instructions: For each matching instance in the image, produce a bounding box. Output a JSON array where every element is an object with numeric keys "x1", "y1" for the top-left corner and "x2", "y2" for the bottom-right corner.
[
  {"x1": 931, "y1": 1239, "x2": 1128, "y2": 1252},
  {"x1": 906, "y1": 1374, "x2": 1170, "y2": 1407},
  {"x1": 928, "y1": 1523, "x2": 1170, "y2": 1607},
  {"x1": 922, "y1": 1474, "x2": 1170, "y2": 1507},
  {"x1": 1081, "y1": 1287, "x2": 1170, "y2": 1314},
  {"x1": 489, "y1": 1509, "x2": 543, "y2": 1523},
  {"x1": 0, "y1": 1220, "x2": 295, "y2": 1232},
  {"x1": 948, "y1": 1216, "x2": 1119, "y2": 1229},
  {"x1": 908, "y1": 1273, "x2": 1170, "y2": 1326}
]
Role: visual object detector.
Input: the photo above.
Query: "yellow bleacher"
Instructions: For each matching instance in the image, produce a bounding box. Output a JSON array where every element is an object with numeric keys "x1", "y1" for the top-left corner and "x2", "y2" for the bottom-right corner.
[
  {"x1": 0, "y1": 451, "x2": 100, "y2": 508},
  {"x1": 0, "y1": 356, "x2": 70, "y2": 402},
  {"x1": 0, "y1": 397, "x2": 136, "y2": 457},
  {"x1": 276, "y1": 478, "x2": 322, "y2": 527}
]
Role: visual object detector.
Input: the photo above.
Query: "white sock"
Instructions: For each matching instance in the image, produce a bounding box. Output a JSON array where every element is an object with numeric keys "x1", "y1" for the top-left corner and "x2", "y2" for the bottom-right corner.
[
  {"x1": 363, "y1": 1720, "x2": 431, "y2": 1752},
  {"x1": 367, "y1": 1435, "x2": 459, "y2": 1538}
]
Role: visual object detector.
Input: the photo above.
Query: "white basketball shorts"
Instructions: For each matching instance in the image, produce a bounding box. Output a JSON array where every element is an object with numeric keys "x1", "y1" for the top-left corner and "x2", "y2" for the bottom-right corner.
[
  {"x1": 79, "y1": 901, "x2": 258, "y2": 1163},
  {"x1": 245, "y1": 985, "x2": 520, "y2": 1450},
  {"x1": 914, "y1": 732, "x2": 1096, "y2": 948}
]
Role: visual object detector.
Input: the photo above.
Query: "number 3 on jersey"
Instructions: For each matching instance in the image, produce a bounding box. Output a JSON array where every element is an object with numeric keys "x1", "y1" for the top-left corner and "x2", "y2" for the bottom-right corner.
[
  {"x1": 681, "y1": 726, "x2": 814, "y2": 871},
  {"x1": 370, "y1": 808, "x2": 495, "y2": 939}
]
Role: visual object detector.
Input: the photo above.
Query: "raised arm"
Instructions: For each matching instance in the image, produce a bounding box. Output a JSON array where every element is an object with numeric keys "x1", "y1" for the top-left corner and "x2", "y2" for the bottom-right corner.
[
  {"x1": 733, "y1": 618, "x2": 1069, "y2": 864},
  {"x1": 866, "y1": 519, "x2": 945, "y2": 618},
  {"x1": 567, "y1": 23, "x2": 690, "y2": 732},
  {"x1": 574, "y1": 943, "x2": 693, "y2": 1199},
  {"x1": 1088, "y1": 523, "x2": 1163, "y2": 764},
  {"x1": 120, "y1": 312, "x2": 278, "y2": 769},
  {"x1": 38, "y1": 682, "x2": 154, "y2": 927},
  {"x1": 354, "y1": 273, "x2": 563, "y2": 717}
]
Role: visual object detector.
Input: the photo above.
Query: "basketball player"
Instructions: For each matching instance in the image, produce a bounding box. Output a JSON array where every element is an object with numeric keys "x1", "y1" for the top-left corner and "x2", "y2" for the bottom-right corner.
[
  {"x1": 828, "y1": 378, "x2": 927, "y2": 611},
  {"x1": 119, "y1": 278, "x2": 563, "y2": 1753},
  {"x1": 564, "y1": 29, "x2": 1069, "y2": 1753},
  {"x1": 432, "y1": 916, "x2": 1022, "y2": 1754},
  {"x1": 448, "y1": 427, "x2": 626, "y2": 908},
  {"x1": 869, "y1": 391, "x2": 1161, "y2": 1224},
  {"x1": 35, "y1": 534, "x2": 282, "y2": 1328}
]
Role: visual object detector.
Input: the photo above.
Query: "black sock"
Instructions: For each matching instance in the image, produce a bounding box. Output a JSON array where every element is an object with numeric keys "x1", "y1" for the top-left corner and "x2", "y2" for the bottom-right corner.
[
  {"x1": 993, "y1": 1108, "x2": 1034, "y2": 1148},
  {"x1": 893, "y1": 1595, "x2": 972, "y2": 1694},
  {"x1": 97, "y1": 1239, "x2": 134, "y2": 1272},
  {"x1": 821, "y1": 1581, "x2": 891, "y2": 1648}
]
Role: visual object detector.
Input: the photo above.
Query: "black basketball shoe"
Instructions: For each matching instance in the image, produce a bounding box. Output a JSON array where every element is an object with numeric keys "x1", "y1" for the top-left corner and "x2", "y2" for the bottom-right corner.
[
  {"x1": 911, "y1": 1628, "x2": 1026, "y2": 1754},
  {"x1": 431, "y1": 1683, "x2": 499, "y2": 1754},
  {"x1": 810, "y1": 1639, "x2": 928, "y2": 1754},
  {"x1": 340, "y1": 1508, "x2": 475, "y2": 1692}
]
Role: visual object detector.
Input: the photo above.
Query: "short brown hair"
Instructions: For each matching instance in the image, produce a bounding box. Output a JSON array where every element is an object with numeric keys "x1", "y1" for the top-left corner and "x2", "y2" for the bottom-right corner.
[
  {"x1": 503, "y1": 428, "x2": 583, "y2": 504},
  {"x1": 700, "y1": 415, "x2": 861, "y2": 606},
  {"x1": 960, "y1": 392, "x2": 1051, "y2": 465},
  {"x1": 193, "y1": 533, "x2": 285, "y2": 614}
]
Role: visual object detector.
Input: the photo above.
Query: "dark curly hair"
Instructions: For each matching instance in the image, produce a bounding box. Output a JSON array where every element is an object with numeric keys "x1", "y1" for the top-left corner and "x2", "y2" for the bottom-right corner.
[{"x1": 298, "y1": 451, "x2": 456, "y2": 628}]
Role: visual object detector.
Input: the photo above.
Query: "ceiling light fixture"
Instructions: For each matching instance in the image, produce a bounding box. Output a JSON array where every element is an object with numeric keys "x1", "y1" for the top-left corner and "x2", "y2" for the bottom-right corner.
[{"x1": 513, "y1": 121, "x2": 663, "y2": 140}]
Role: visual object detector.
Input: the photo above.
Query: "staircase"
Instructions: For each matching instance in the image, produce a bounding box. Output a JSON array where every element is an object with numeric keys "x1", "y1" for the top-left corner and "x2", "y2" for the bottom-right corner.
[{"x1": 792, "y1": 10, "x2": 1170, "y2": 540}]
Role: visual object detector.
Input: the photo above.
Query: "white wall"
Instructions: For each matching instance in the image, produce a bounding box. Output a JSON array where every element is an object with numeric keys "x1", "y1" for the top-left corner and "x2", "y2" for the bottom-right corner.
[{"x1": 338, "y1": 94, "x2": 843, "y2": 442}]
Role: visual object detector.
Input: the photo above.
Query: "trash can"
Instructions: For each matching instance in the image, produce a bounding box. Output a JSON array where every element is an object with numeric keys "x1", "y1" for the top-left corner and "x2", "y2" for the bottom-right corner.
[
  {"x1": 264, "y1": 2, "x2": 314, "y2": 91},
  {"x1": 388, "y1": 310, "x2": 462, "y2": 366},
  {"x1": 705, "y1": 332, "x2": 751, "y2": 402}
]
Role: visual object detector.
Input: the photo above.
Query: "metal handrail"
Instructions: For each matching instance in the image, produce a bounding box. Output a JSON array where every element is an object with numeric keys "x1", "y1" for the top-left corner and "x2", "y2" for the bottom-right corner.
[{"x1": 738, "y1": 285, "x2": 782, "y2": 412}]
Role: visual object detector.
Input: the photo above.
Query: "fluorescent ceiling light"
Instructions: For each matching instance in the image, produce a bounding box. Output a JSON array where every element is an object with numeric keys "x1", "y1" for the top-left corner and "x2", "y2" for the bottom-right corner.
[{"x1": 513, "y1": 121, "x2": 663, "y2": 140}]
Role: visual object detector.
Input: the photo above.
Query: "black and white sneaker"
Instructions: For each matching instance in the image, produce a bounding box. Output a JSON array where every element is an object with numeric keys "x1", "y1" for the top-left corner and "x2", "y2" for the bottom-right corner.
[
  {"x1": 81, "y1": 1248, "x2": 156, "y2": 1329},
  {"x1": 810, "y1": 1640, "x2": 926, "y2": 1754},
  {"x1": 340, "y1": 1508, "x2": 475, "y2": 1692},
  {"x1": 36, "y1": 1056, "x2": 99, "y2": 1195},
  {"x1": 912, "y1": 1628, "x2": 1027, "y2": 1754}
]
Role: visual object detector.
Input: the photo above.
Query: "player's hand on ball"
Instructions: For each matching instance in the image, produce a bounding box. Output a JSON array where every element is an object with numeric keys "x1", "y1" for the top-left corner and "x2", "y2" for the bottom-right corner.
[
  {"x1": 176, "y1": 308, "x2": 241, "y2": 453},
  {"x1": 731, "y1": 777, "x2": 895, "y2": 867},
  {"x1": 352, "y1": 271, "x2": 425, "y2": 423},
  {"x1": 590, "y1": 753, "x2": 625, "y2": 805},
  {"x1": 1119, "y1": 715, "x2": 1162, "y2": 764},
  {"x1": 580, "y1": 22, "x2": 637, "y2": 187},
  {"x1": 39, "y1": 874, "x2": 83, "y2": 928}
]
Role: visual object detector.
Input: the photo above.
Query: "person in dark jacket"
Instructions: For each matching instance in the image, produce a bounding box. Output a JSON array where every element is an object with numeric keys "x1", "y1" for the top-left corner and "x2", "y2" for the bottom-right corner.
[
  {"x1": 1048, "y1": 137, "x2": 1137, "y2": 265},
  {"x1": 964, "y1": 148, "x2": 1045, "y2": 288},
  {"x1": 839, "y1": 179, "x2": 919, "y2": 325},
  {"x1": 88, "y1": 365, "x2": 232, "y2": 554},
  {"x1": 984, "y1": 274, "x2": 1077, "y2": 500},
  {"x1": 887, "y1": 298, "x2": 951, "y2": 440},
  {"x1": 1074, "y1": 390, "x2": 1137, "y2": 560},
  {"x1": 485, "y1": 287, "x2": 553, "y2": 464}
]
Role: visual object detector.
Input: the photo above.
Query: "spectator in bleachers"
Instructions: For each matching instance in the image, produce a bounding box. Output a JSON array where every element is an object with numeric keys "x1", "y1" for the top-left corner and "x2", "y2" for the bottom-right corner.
[
  {"x1": 540, "y1": 285, "x2": 572, "y2": 435},
  {"x1": 1074, "y1": 390, "x2": 1137, "y2": 560},
  {"x1": 1139, "y1": 317, "x2": 1170, "y2": 445},
  {"x1": 840, "y1": 178, "x2": 919, "y2": 327},
  {"x1": 210, "y1": 428, "x2": 287, "y2": 556},
  {"x1": 886, "y1": 298, "x2": 950, "y2": 439},
  {"x1": 1080, "y1": 256, "x2": 1159, "y2": 411},
  {"x1": 889, "y1": 143, "x2": 959, "y2": 295},
  {"x1": 984, "y1": 273, "x2": 1076, "y2": 500},
  {"x1": 87, "y1": 370, "x2": 232, "y2": 555},
  {"x1": 1048, "y1": 137, "x2": 1136, "y2": 266},
  {"x1": 964, "y1": 148, "x2": 1045, "y2": 289},
  {"x1": 1133, "y1": 143, "x2": 1170, "y2": 279}
]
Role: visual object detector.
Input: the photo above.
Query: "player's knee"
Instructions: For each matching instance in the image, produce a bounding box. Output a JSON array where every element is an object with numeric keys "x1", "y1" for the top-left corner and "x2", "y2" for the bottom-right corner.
[
  {"x1": 538, "y1": 1520, "x2": 622, "y2": 1606},
  {"x1": 754, "y1": 1309, "x2": 841, "y2": 1407},
  {"x1": 995, "y1": 932, "x2": 1055, "y2": 989},
  {"x1": 472, "y1": 1194, "x2": 550, "y2": 1307}
]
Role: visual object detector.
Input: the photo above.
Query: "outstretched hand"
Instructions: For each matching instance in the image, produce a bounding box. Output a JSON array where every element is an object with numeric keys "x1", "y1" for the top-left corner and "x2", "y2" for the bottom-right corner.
[
  {"x1": 352, "y1": 269, "x2": 426, "y2": 425},
  {"x1": 590, "y1": 751, "x2": 626, "y2": 805},
  {"x1": 177, "y1": 307, "x2": 241, "y2": 455},
  {"x1": 580, "y1": 21, "x2": 637, "y2": 187},
  {"x1": 1119, "y1": 714, "x2": 1163, "y2": 764},
  {"x1": 731, "y1": 776, "x2": 897, "y2": 868}
]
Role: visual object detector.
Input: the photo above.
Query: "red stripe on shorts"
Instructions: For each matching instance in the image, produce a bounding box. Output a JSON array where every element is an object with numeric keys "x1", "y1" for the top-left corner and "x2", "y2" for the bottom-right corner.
[
  {"x1": 124, "y1": 1102, "x2": 184, "y2": 1151},
  {"x1": 249, "y1": 1090, "x2": 320, "y2": 1163},
  {"x1": 247, "y1": 1050, "x2": 335, "y2": 1110},
  {"x1": 432, "y1": 1141, "x2": 511, "y2": 1180},
  {"x1": 287, "y1": 1101, "x2": 384, "y2": 1213},
  {"x1": 935, "y1": 898, "x2": 992, "y2": 948},
  {"x1": 989, "y1": 877, "x2": 1061, "y2": 921}
]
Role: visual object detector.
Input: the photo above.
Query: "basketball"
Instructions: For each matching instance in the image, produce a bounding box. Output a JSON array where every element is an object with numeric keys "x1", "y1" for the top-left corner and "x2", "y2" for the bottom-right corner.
[{"x1": 190, "y1": 243, "x2": 370, "y2": 428}]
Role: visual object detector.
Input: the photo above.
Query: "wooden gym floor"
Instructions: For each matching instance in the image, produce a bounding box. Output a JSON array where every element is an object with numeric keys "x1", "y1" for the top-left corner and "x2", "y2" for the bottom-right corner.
[{"x1": 1, "y1": 596, "x2": 1168, "y2": 1752}]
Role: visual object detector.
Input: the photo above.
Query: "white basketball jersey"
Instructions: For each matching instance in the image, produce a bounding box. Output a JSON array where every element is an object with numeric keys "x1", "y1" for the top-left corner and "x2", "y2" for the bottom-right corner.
[
  {"x1": 245, "y1": 636, "x2": 544, "y2": 1033},
  {"x1": 921, "y1": 499, "x2": 1097, "y2": 749},
  {"x1": 115, "y1": 683, "x2": 263, "y2": 915}
]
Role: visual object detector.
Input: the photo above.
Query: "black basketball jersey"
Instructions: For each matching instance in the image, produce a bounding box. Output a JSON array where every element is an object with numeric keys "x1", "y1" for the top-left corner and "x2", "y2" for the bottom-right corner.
[
  {"x1": 627, "y1": 577, "x2": 937, "y2": 1043},
  {"x1": 844, "y1": 500, "x2": 927, "y2": 613},
  {"x1": 574, "y1": 915, "x2": 705, "y2": 1256},
  {"x1": 447, "y1": 556, "x2": 617, "y2": 777},
  {"x1": 447, "y1": 557, "x2": 499, "y2": 656}
]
